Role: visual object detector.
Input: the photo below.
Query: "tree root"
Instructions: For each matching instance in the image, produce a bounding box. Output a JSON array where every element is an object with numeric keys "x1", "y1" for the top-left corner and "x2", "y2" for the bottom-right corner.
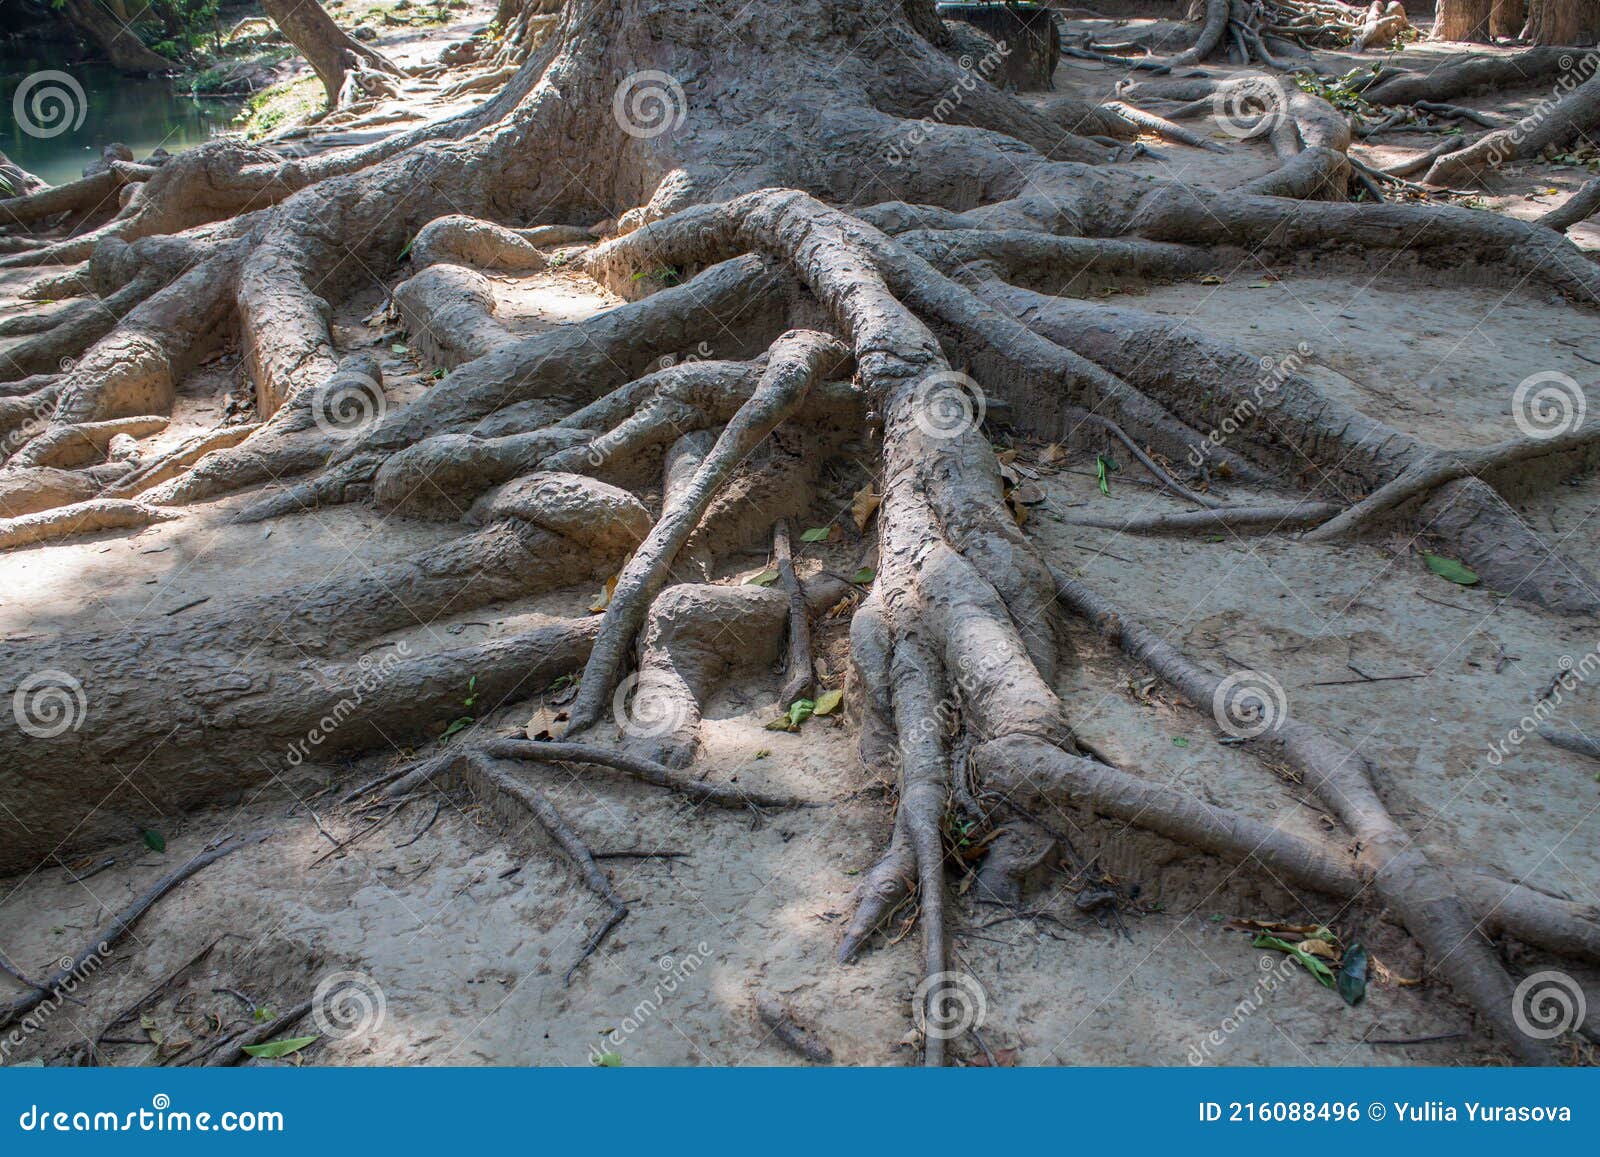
[
  {"x1": 0, "y1": 832, "x2": 265, "y2": 1030},
  {"x1": 4, "y1": 0, "x2": 1598, "y2": 1068},
  {"x1": 1423, "y1": 73, "x2": 1600, "y2": 187},
  {"x1": 0, "y1": 498, "x2": 178, "y2": 551},
  {"x1": 1064, "y1": 501, "x2": 1340, "y2": 535},
  {"x1": 977, "y1": 736, "x2": 1600, "y2": 965},
  {"x1": 1541, "y1": 175, "x2": 1600, "y2": 233},
  {"x1": 1305, "y1": 428, "x2": 1600, "y2": 543},
  {"x1": 444, "y1": 748, "x2": 630, "y2": 985},
  {"x1": 202, "y1": 997, "x2": 314, "y2": 1066},
  {"x1": 773, "y1": 519, "x2": 815, "y2": 709},
  {"x1": 1538, "y1": 726, "x2": 1600, "y2": 762},
  {"x1": 560, "y1": 329, "x2": 849, "y2": 736},
  {"x1": 1049, "y1": 569, "x2": 1575, "y2": 1063},
  {"x1": 755, "y1": 990, "x2": 835, "y2": 1063},
  {"x1": 448, "y1": 738, "x2": 806, "y2": 810}
]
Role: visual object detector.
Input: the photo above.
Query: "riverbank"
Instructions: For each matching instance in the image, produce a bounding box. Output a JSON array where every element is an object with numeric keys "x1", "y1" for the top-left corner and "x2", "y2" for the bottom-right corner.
[{"x1": 0, "y1": 0, "x2": 494, "y2": 183}]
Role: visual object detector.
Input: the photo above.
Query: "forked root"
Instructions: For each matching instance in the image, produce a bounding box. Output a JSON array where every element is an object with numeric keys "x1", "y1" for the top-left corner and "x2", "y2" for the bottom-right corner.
[
  {"x1": 443, "y1": 749, "x2": 629, "y2": 984},
  {"x1": 560, "y1": 328, "x2": 850, "y2": 736},
  {"x1": 1049, "y1": 567, "x2": 1575, "y2": 1063}
]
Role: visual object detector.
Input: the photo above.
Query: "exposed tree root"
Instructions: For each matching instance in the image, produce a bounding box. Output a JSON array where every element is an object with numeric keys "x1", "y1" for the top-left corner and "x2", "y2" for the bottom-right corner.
[
  {"x1": 1064, "y1": 500, "x2": 1341, "y2": 535},
  {"x1": 442, "y1": 748, "x2": 630, "y2": 984},
  {"x1": 3, "y1": 0, "x2": 1598, "y2": 1068},
  {"x1": 0, "y1": 497, "x2": 178, "y2": 550},
  {"x1": 0, "y1": 832, "x2": 265, "y2": 1029},
  {"x1": 1541, "y1": 175, "x2": 1600, "y2": 232},
  {"x1": 1539, "y1": 726, "x2": 1600, "y2": 762},
  {"x1": 1424, "y1": 73, "x2": 1600, "y2": 186},
  {"x1": 1045, "y1": 571, "x2": 1583, "y2": 1062},
  {"x1": 756, "y1": 990, "x2": 836, "y2": 1063},
  {"x1": 560, "y1": 329, "x2": 850, "y2": 737},
  {"x1": 203, "y1": 997, "x2": 314, "y2": 1066},
  {"x1": 773, "y1": 519, "x2": 816, "y2": 709}
]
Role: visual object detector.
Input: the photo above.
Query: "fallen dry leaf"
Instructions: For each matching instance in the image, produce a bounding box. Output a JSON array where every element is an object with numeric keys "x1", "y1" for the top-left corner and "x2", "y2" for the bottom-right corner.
[
  {"x1": 850, "y1": 484, "x2": 881, "y2": 531},
  {"x1": 588, "y1": 574, "x2": 618, "y2": 613}
]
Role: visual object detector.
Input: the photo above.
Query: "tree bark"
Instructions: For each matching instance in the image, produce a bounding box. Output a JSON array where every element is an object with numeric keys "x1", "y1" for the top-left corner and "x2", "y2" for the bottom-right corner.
[
  {"x1": 1, "y1": 0, "x2": 1596, "y2": 1068},
  {"x1": 260, "y1": 0, "x2": 406, "y2": 108},
  {"x1": 1434, "y1": 0, "x2": 1496, "y2": 39},
  {"x1": 1524, "y1": 0, "x2": 1600, "y2": 43},
  {"x1": 1492, "y1": 0, "x2": 1528, "y2": 36},
  {"x1": 59, "y1": 0, "x2": 174, "y2": 73}
]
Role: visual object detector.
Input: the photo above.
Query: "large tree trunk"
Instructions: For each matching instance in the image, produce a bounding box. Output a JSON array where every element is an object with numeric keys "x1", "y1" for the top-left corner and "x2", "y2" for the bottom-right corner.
[
  {"x1": 1434, "y1": 0, "x2": 1496, "y2": 39},
  {"x1": 1523, "y1": 0, "x2": 1600, "y2": 42},
  {"x1": 3, "y1": 0, "x2": 1599, "y2": 1066},
  {"x1": 260, "y1": 0, "x2": 407, "y2": 108},
  {"x1": 58, "y1": 0, "x2": 174, "y2": 73},
  {"x1": 1492, "y1": 0, "x2": 1528, "y2": 36}
]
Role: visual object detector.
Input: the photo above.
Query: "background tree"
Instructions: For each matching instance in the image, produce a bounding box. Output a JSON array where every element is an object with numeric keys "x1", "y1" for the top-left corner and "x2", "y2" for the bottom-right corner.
[
  {"x1": 55, "y1": 0, "x2": 177, "y2": 72},
  {"x1": 1491, "y1": 0, "x2": 1527, "y2": 37},
  {"x1": 1523, "y1": 0, "x2": 1600, "y2": 43},
  {"x1": 259, "y1": 0, "x2": 408, "y2": 108},
  {"x1": 1434, "y1": 0, "x2": 1495, "y2": 40}
]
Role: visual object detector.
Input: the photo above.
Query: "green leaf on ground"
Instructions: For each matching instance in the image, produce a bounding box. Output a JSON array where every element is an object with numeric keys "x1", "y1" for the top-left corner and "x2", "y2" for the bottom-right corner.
[
  {"x1": 800, "y1": 527, "x2": 831, "y2": 543},
  {"x1": 1423, "y1": 553, "x2": 1478, "y2": 585},
  {"x1": 1337, "y1": 942, "x2": 1369, "y2": 1006},
  {"x1": 1172, "y1": 737, "x2": 1189, "y2": 748},
  {"x1": 850, "y1": 567, "x2": 876, "y2": 585},
  {"x1": 241, "y1": 1035, "x2": 319, "y2": 1060},
  {"x1": 593, "y1": 1051, "x2": 623, "y2": 1067},
  {"x1": 1095, "y1": 454, "x2": 1119, "y2": 496},
  {"x1": 765, "y1": 699, "x2": 816, "y2": 732},
  {"x1": 813, "y1": 688, "x2": 844, "y2": 716},
  {"x1": 140, "y1": 828, "x2": 166, "y2": 853},
  {"x1": 745, "y1": 568, "x2": 780, "y2": 586},
  {"x1": 1252, "y1": 934, "x2": 1336, "y2": 989}
]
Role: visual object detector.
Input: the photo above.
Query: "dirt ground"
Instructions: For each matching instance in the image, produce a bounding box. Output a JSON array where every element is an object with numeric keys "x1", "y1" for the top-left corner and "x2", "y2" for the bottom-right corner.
[{"x1": 2, "y1": 14, "x2": 1598, "y2": 1067}]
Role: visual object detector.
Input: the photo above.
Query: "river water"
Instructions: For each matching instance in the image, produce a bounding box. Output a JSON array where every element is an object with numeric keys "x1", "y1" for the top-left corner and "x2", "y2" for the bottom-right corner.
[{"x1": 2, "y1": 58, "x2": 243, "y2": 187}]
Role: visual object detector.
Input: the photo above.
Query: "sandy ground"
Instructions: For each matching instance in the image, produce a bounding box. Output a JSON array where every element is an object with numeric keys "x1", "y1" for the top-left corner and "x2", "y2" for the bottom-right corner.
[{"x1": 2, "y1": 18, "x2": 1599, "y2": 1068}]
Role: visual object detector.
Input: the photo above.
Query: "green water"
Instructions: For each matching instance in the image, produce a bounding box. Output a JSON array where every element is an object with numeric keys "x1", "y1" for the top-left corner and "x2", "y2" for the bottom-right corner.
[{"x1": 2, "y1": 59, "x2": 243, "y2": 187}]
